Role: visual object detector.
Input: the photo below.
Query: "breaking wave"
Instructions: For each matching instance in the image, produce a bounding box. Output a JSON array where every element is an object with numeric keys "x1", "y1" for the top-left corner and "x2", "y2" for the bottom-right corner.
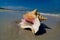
[{"x1": 40, "y1": 12, "x2": 60, "y2": 17}]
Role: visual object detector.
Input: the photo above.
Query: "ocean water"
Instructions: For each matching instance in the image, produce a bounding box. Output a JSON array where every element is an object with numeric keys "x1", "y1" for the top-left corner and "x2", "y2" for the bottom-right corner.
[{"x1": 0, "y1": 0, "x2": 60, "y2": 14}]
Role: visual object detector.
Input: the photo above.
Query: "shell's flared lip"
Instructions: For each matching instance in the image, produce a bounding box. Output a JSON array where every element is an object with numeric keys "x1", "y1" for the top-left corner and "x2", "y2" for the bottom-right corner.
[{"x1": 18, "y1": 18, "x2": 40, "y2": 34}]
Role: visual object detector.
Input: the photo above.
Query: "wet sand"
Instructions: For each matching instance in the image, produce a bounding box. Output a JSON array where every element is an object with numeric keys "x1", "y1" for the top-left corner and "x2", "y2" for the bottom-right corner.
[{"x1": 0, "y1": 12, "x2": 60, "y2": 40}]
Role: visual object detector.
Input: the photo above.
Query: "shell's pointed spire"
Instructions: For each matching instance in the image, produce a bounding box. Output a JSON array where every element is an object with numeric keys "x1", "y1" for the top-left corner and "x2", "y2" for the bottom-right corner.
[
  {"x1": 31, "y1": 9, "x2": 38, "y2": 14},
  {"x1": 32, "y1": 9, "x2": 37, "y2": 12}
]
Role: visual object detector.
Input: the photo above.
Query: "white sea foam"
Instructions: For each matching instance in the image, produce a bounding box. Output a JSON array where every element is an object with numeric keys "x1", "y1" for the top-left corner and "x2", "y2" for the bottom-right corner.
[{"x1": 39, "y1": 12, "x2": 60, "y2": 17}]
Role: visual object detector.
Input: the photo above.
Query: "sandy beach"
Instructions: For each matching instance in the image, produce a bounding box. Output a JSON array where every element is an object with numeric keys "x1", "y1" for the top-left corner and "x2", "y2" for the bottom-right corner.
[{"x1": 0, "y1": 11, "x2": 60, "y2": 40}]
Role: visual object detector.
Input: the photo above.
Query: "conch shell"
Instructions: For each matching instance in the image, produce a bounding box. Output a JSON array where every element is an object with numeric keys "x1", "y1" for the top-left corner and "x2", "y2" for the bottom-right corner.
[{"x1": 18, "y1": 9, "x2": 47, "y2": 34}]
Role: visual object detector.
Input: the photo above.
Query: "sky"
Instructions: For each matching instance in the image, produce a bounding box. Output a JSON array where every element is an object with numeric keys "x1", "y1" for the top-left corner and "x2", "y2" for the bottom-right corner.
[{"x1": 0, "y1": 0, "x2": 60, "y2": 13}]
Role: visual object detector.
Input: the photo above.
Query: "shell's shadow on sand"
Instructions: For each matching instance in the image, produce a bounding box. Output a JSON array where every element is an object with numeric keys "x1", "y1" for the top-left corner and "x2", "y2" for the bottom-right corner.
[
  {"x1": 24, "y1": 23, "x2": 51, "y2": 36},
  {"x1": 35, "y1": 23, "x2": 51, "y2": 36}
]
